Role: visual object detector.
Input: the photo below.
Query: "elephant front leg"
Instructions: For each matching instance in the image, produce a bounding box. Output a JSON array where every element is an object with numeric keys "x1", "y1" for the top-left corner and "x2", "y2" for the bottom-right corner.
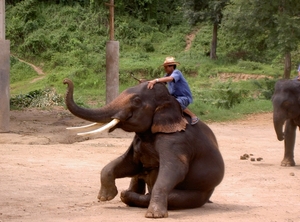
[
  {"x1": 97, "y1": 160, "x2": 119, "y2": 201},
  {"x1": 98, "y1": 146, "x2": 141, "y2": 201},
  {"x1": 145, "y1": 156, "x2": 188, "y2": 218},
  {"x1": 145, "y1": 194, "x2": 168, "y2": 218},
  {"x1": 282, "y1": 120, "x2": 296, "y2": 166}
]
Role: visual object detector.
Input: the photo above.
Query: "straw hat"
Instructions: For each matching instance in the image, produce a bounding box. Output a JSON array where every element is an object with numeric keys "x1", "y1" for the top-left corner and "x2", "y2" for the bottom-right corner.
[{"x1": 162, "y1": 57, "x2": 180, "y2": 66}]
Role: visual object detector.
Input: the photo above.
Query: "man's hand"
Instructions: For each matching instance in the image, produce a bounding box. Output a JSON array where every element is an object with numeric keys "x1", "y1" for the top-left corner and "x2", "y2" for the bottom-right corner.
[{"x1": 147, "y1": 80, "x2": 156, "y2": 89}]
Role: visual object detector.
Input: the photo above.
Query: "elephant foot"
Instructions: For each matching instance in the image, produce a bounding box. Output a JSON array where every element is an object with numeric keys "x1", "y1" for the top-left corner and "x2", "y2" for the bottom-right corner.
[
  {"x1": 120, "y1": 190, "x2": 149, "y2": 208},
  {"x1": 281, "y1": 158, "x2": 295, "y2": 167},
  {"x1": 145, "y1": 202, "x2": 168, "y2": 218},
  {"x1": 97, "y1": 185, "x2": 118, "y2": 201}
]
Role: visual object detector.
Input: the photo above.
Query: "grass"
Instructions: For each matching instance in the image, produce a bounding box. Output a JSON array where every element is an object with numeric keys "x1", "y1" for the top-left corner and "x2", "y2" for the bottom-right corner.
[
  {"x1": 9, "y1": 57, "x2": 276, "y2": 122},
  {"x1": 7, "y1": 2, "x2": 289, "y2": 122}
]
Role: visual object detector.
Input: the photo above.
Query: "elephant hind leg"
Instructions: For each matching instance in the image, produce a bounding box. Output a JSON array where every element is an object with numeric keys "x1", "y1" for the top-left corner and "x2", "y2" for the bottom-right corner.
[
  {"x1": 127, "y1": 177, "x2": 146, "y2": 194},
  {"x1": 120, "y1": 189, "x2": 215, "y2": 210},
  {"x1": 167, "y1": 189, "x2": 215, "y2": 210},
  {"x1": 120, "y1": 190, "x2": 150, "y2": 208}
]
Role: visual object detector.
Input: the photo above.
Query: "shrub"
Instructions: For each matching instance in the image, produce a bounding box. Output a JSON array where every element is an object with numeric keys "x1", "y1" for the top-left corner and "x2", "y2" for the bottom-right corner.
[
  {"x1": 10, "y1": 57, "x2": 38, "y2": 83},
  {"x1": 252, "y1": 78, "x2": 278, "y2": 100},
  {"x1": 237, "y1": 60, "x2": 263, "y2": 71},
  {"x1": 20, "y1": 31, "x2": 50, "y2": 56},
  {"x1": 200, "y1": 81, "x2": 250, "y2": 109},
  {"x1": 10, "y1": 88, "x2": 64, "y2": 109}
]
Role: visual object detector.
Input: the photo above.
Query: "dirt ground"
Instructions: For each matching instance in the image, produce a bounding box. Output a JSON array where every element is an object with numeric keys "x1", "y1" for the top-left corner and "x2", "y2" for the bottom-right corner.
[{"x1": 1, "y1": 107, "x2": 300, "y2": 222}]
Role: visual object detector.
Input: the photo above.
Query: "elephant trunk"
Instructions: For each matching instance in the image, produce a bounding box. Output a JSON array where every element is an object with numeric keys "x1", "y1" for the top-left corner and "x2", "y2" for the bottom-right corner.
[
  {"x1": 63, "y1": 78, "x2": 115, "y2": 123},
  {"x1": 273, "y1": 112, "x2": 285, "y2": 141}
]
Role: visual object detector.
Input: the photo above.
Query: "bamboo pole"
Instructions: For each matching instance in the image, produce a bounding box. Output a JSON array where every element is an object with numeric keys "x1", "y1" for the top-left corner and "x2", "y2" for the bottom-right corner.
[
  {"x1": 0, "y1": 0, "x2": 5, "y2": 39},
  {"x1": 105, "y1": 0, "x2": 119, "y2": 104},
  {"x1": 0, "y1": 0, "x2": 10, "y2": 132}
]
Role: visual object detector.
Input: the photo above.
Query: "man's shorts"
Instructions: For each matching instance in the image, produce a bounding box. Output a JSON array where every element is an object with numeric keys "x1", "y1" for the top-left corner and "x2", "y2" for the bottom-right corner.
[{"x1": 176, "y1": 96, "x2": 190, "y2": 110}]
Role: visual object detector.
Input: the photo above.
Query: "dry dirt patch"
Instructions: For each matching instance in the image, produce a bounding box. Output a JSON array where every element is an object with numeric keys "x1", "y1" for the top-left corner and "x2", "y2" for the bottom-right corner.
[{"x1": 0, "y1": 107, "x2": 300, "y2": 222}]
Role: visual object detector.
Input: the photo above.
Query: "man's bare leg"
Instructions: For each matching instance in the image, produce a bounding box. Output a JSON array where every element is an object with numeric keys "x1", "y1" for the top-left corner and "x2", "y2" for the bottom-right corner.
[{"x1": 183, "y1": 108, "x2": 199, "y2": 125}]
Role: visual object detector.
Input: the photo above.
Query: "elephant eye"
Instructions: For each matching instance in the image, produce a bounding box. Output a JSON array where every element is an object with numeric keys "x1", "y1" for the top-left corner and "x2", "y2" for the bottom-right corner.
[
  {"x1": 132, "y1": 97, "x2": 142, "y2": 107},
  {"x1": 282, "y1": 100, "x2": 291, "y2": 107}
]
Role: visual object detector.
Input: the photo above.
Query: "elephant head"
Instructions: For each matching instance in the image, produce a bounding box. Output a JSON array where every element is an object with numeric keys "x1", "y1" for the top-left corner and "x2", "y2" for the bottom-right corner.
[
  {"x1": 63, "y1": 79, "x2": 188, "y2": 135},
  {"x1": 272, "y1": 79, "x2": 300, "y2": 141}
]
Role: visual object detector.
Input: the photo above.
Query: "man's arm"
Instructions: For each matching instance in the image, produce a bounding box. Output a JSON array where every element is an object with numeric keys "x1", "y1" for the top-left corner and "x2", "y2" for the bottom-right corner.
[{"x1": 147, "y1": 76, "x2": 174, "y2": 89}]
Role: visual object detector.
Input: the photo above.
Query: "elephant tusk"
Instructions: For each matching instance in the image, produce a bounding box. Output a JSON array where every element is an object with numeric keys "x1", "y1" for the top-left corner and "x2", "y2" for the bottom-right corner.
[
  {"x1": 66, "y1": 122, "x2": 105, "y2": 131},
  {"x1": 77, "y1": 119, "x2": 120, "y2": 136}
]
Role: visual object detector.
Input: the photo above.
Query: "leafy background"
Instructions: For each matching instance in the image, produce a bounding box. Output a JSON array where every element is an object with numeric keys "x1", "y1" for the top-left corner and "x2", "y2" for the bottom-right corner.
[{"x1": 5, "y1": 0, "x2": 300, "y2": 121}]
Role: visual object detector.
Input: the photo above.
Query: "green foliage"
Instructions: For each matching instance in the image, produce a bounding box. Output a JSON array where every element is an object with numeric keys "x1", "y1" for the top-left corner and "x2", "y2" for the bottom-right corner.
[
  {"x1": 236, "y1": 60, "x2": 263, "y2": 71},
  {"x1": 6, "y1": 1, "x2": 108, "y2": 59},
  {"x1": 115, "y1": 0, "x2": 184, "y2": 29},
  {"x1": 10, "y1": 56, "x2": 38, "y2": 83},
  {"x1": 141, "y1": 40, "x2": 155, "y2": 53},
  {"x1": 6, "y1": 0, "x2": 294, "y2": 122},
  {"x1": 199, "y1": 81, "x2": 250, "y2": 109},
  {"x1": 184, "y1": 0, "x2": 229, "y2": 25},
  {"x1": 188, "y1": 24, "x2": 211, "y2": 56},
  {"x1": 189, "y1": 97, "x2": 272, "y2": 122},
  {"x1": 10, "y1": 88, "x2": 64, "y2": 109},
  {"x1": 221, "y1": 0, "x2": 300, "y2": 61},
  {"x1": 252, "y1": 78, "x2": 278, "y2": 100},
  {"x1": 159, "y1": 32, "x2": 187, "y2": 54},
  {"x1": 20, "y1": 30, "x2": 50, "y2": 56}
]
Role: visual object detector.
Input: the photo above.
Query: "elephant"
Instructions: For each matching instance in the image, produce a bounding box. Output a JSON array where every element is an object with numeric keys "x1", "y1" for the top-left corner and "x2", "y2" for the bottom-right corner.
[
  {"x1": 272, "y1": 79, "x2": 300, "y2": 166},
  {"x1": 63, "y1": 78, "x2": 225, "y2": 218}
]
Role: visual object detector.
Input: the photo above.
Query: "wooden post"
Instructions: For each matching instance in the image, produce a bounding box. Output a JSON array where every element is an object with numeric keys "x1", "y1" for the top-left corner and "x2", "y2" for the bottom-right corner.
[
  {"x1": 105, "y1": 0, "x2": 114, "y2": 41},
  {"x1": 105, "y1": 0, "x2": 119, "y2": 104},
  {"x1": 0, "y1": 0, "x2": 10, "y2": 132},
  {"x1": 108, "y1": 0, "x2": 114, "y2": 40},
  {"x1": 0, "y1": 0, "x2": 5, "y2": 39}
]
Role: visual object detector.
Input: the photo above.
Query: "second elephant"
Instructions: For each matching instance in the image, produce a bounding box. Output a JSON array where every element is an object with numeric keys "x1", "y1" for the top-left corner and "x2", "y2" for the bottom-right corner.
[{"x1": 272, "y1": 79, "x2": 300, "y2": 166}]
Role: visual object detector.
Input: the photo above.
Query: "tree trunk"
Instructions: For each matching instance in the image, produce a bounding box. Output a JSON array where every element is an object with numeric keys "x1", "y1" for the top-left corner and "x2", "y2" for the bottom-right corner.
[
  {"x1": 210, "y1": 22, "x2": 218, "y2": 60},
  {"x1": 283, "y1": 52, "x2": 291, "y2": 79}
]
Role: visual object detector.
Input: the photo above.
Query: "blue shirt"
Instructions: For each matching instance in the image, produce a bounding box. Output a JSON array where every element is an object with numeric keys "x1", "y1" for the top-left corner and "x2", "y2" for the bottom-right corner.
[
  {"x1": 165, "y1": 69, "x2": 193, "y2": 104},
  {"x1": 298, "y1": 65, "x2": 300, "y2": 72}
]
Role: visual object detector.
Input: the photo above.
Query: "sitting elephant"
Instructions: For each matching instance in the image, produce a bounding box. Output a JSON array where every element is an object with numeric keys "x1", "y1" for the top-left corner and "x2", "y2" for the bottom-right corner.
[
  {"x1": 272, "y1": 79, "x2": 300, "y2": 166},
  {"x1": 63, "y1": 79, "x2": 225, "y2": 218}
]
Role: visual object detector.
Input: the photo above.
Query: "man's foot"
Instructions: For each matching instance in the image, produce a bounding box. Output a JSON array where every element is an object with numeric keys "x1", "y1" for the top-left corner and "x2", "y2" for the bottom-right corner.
[{"x1": 191, "y1": 117, "x2": 199, "y2": 125}]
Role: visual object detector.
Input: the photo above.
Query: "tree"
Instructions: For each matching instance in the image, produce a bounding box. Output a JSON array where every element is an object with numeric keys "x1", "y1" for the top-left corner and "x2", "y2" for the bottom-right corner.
[
  {"x1": 114, "y1": 0, "x2": 183, "y2": 28},
  {"x1": 184, "y1": 0, "x2": 229, "y2": 60},
  {"x1": 221, "y1": 0, "x2": 300, "y2": 78}
]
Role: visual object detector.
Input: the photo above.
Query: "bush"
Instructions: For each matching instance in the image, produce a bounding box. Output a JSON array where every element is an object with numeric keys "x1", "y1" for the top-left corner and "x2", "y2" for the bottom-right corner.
[
  {"x1": 200, "y1": 81, "x2": 250, "y2": 109},
  {"x1": 237, "y1": 60, "x2": 263, "y2": 71},
  {"x1": 20, "y1": 31, "x2": 50, "y2": 56},
  {"x1": 10, "y1": 57, "x2": 38, "y2": 83},
  {"x1": 10, "y1": 88, "x2": 64, "y2": 109},
  {"x1": 252, "y1": 78, "x2": 278, "y2": 100}
]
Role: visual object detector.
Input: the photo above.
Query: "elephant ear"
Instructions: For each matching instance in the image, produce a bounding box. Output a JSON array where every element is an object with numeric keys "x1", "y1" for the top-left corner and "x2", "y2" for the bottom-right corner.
[{"x1": 151, "y1": 101, "x2": 188, "y2": 133}]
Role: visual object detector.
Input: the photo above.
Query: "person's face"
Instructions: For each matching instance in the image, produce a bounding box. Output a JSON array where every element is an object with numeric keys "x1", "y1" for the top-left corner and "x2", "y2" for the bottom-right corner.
[{"x1": 164, "y1": 65, "x2": 174, "y2": 75}]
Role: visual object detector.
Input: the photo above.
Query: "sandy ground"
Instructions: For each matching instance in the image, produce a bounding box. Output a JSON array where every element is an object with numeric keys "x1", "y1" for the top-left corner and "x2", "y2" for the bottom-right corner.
[{"x1": 0, "y1": 107, "x2": 300, "y2": 222}]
